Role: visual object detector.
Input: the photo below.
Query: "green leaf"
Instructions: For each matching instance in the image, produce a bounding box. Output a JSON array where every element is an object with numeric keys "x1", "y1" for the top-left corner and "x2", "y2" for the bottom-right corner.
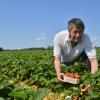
[
  {"x1": 32, "y1": 88, "x2": 50, "y2": 100},
  {"x1": 0, "y1": 85, "x2": 4, "y2": 90},
  {"x1": 28, "y1": 95, "x2": 33, "y2": 100},
  {"x1": 9, "y1": 90, "x2": 27, "y2": 99}
]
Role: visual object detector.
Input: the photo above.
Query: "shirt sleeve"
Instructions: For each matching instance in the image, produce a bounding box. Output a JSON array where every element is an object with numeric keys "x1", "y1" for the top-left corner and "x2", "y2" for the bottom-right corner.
[
  {"x1": 84, "y1": 35, "x2": 96, "y2": 59},
  {"x1": 53, "y1": 35, "x2": 62, "y2": 58}
]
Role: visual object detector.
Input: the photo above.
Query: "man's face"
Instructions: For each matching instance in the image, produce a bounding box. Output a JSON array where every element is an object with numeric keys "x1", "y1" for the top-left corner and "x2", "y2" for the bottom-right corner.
[{"x1": 69, "y1": 27, "x2": 83, "y2": 43}]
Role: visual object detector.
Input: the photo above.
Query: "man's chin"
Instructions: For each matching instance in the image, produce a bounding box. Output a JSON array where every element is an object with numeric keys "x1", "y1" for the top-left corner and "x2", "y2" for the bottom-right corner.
[
  {"x1": 71, "y1": 39, "x2": 80, "y2": 44},
  {"x1": 75, "y1": 39, "x2": 81, "y2": 43}
]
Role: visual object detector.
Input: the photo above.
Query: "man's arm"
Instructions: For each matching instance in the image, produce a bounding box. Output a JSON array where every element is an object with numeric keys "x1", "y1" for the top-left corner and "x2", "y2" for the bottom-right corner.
[
  {"x1": 84, "y1": 34, "x2": 98, "y2": 74},
  {"x1": 90, "y1": 58, "x2": 98, "y2": 74},
  {"x1": 54, "y1": 57, "x2": 65, "y2": 82}
]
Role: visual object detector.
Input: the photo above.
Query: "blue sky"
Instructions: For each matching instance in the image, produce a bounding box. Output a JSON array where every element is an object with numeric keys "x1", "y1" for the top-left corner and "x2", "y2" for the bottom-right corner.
[{"x1": 0, "y1": 0, "x2": 100, "y2": 49}]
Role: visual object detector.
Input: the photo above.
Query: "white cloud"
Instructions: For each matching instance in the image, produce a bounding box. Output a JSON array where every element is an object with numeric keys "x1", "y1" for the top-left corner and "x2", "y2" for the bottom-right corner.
[
  {"x1": 36, "y1": 37, "x2": 46, "y2": 41},
  {"x1": 36, "y1": 33, "x2": 47, "y2": 41},
  {"x1": 41, "y1": 33, "x2": 45, "y2": 36},
  {"x1": 91, "y1": 36, "x2": 100, "y2": 47},
  {"x1": 91, "y1": 37, "x2": 98, "y2": 42}
]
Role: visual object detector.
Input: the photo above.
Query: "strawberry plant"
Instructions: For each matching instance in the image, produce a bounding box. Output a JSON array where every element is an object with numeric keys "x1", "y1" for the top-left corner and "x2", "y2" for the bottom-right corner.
[{"x1": 0, "y1": 49, "x2": 100, "y2": 99}]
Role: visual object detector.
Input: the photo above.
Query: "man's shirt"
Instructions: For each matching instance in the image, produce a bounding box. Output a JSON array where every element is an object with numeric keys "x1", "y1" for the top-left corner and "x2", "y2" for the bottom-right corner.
[{"x1": 53, "y1": 30, "x2": 96, "y2": 62}]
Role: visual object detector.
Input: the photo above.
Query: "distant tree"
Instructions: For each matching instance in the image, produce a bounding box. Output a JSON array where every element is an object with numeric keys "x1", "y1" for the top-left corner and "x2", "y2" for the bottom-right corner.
[
  {"x1": 47, "y1": 46, "x2": 53, "y2": 50},
  {"x1": 21, "y1": 47, "x2": 45, "y2": 50},
  {"x1": 0, "y1": 47, "x2": 3, "y2": 51}
]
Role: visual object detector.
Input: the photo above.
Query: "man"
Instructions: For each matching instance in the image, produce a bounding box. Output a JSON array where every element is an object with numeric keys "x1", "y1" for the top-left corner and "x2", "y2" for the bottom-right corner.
[{"x1": 53, "y1": 18, "x2": 98, "y2": 82}]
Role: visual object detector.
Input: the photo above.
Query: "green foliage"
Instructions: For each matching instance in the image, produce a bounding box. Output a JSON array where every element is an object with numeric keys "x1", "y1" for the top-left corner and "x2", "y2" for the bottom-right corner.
[{"x1": 0, "y1": 49, "x2": 100, "y2": 99}]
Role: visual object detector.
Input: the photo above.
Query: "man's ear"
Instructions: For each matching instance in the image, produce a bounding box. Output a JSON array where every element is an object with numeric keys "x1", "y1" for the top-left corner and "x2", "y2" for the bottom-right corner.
[
  {"x1": 69, "y1": 32, "x2": 71, "y2": 39},
  {"x1": 68, "y1": 29, "x2": 71, "y2": 33}
]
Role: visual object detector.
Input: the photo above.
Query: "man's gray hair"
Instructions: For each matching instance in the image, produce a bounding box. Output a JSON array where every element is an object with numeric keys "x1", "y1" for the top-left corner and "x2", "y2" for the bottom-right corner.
[{"x1": 67, "y1": 18, "x2": 85, "y2": 31}]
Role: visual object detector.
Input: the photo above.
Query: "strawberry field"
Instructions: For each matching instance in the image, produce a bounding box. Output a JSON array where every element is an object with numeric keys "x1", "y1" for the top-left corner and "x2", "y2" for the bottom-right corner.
[{"x1": 0, "y1": 49, "x2": 100, "y2": 100}]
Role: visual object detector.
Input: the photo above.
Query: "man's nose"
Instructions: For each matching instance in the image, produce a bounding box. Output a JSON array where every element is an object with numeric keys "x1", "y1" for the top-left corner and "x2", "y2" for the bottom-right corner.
[{"x1": 76, "y1": 33, "x2": 80, "y2": 37}]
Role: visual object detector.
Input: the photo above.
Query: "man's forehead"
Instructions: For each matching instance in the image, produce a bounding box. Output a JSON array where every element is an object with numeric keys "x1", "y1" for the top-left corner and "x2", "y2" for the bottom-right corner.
[{"x1": 71, "y1": 27, "x2": 83, "y2": 31}]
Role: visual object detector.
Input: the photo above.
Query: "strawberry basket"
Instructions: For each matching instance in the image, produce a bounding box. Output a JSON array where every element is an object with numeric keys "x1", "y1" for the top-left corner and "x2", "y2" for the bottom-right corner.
[{"x1": 61, "y1": 73, "x2": 81, "y2": 84}]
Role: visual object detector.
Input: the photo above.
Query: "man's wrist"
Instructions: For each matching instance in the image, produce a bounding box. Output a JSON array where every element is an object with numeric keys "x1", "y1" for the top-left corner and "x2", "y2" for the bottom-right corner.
[{"x1": 91, "y1": 66, "x2": 98, "y2": 74}]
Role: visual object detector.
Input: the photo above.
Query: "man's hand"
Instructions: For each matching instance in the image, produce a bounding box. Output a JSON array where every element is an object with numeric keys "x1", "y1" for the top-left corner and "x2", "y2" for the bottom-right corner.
[
  {"x1": 90, "y1": 58, "x2": 98, "y2": 74},
  {"x1": 57, "y1": 73, "x2": 65, "y2": 83},
  {"x1": 54, "y1": 57, "x2": 65, "y2": 83}
]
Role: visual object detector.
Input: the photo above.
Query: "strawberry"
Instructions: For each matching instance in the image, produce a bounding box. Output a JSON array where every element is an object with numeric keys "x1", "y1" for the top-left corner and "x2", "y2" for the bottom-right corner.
[{"x1": 75, "y1": 75, "x2": 81, "y2": 79}]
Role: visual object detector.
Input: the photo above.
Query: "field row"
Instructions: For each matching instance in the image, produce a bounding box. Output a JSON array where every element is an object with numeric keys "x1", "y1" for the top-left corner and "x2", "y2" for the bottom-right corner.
[{"x1": 0, "y1": 50, "x2": 100, "y2": 99}]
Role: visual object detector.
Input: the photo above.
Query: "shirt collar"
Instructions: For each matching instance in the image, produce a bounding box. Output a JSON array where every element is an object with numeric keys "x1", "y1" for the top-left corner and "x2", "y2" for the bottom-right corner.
[{"x1": 65, "y1": 30, "x2": 71, "y2": 42}]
